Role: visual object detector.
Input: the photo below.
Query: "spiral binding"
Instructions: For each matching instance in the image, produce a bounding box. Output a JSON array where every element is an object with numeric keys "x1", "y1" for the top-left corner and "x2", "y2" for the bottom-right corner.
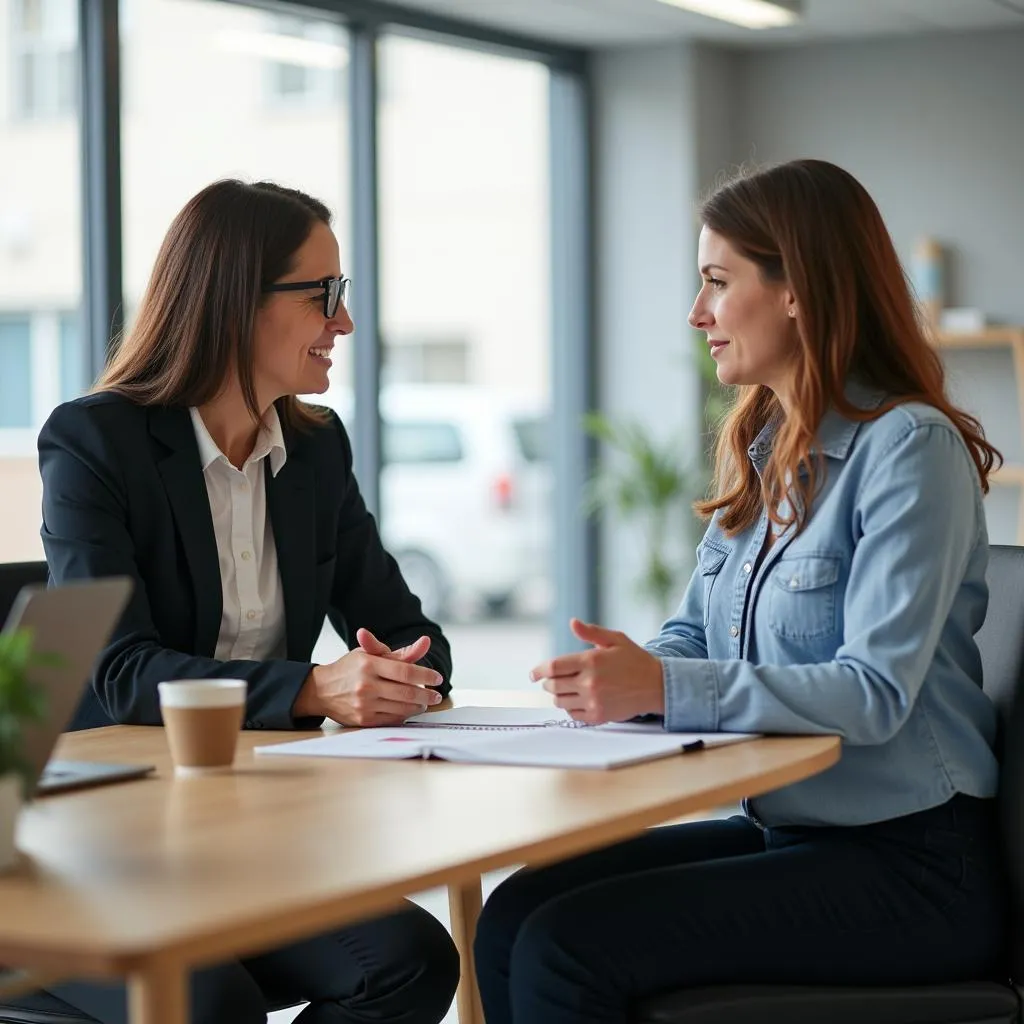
[{"x1": 430, "y1": 720, "x2": 592, "y2": 731}]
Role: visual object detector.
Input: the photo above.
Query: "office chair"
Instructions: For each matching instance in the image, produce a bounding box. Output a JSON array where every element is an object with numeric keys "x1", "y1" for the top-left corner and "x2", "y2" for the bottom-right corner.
[
  {"x1": 0, "y1": 990, "x2": 301, "y2": 1024},
  {"x1": 0, "y1": 562, "x2": 49, "y2": 627},
  {"x1": 632, "y1": 543, "x2": 1024, "y2": 1024}
]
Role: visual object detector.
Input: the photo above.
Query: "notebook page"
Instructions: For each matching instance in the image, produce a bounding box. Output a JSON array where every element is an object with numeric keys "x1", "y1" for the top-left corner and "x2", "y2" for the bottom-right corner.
[
  {"x1": 253, "y1": 731, "x2": 421, "y2": 759},
  {"x1": 255, "y1": 727, "x2": 485, "y2": 759}
]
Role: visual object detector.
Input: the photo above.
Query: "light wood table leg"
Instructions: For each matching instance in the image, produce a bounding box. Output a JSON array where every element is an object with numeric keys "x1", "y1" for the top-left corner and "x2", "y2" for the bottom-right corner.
[
  {"x1": 128, "y1": 959, "x2": 187, "y2": 1024},
  {"x1": 449, "y1": 878, "x2": 485, "y2": 1024}
]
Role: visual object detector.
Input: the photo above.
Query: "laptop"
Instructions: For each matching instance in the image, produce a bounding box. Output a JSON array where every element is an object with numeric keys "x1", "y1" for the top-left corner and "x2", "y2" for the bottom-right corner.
[{"x1": 3, "y1": 577, "x2": 156, "y2": 797}]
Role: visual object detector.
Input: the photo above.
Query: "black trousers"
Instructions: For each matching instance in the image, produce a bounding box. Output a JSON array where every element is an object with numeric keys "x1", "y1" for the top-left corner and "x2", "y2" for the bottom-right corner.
[
  {"x1": 24, "y1": 901, "x2": 458, "y2": 1024},
  {"x1": 474, "y1": 794, "x2": 1007, "y2": 1024}
]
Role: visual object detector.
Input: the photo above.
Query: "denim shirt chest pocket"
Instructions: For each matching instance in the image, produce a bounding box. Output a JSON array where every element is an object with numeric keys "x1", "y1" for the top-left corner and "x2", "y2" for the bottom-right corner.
[
  {"x1": 698, "y1": 541, "x2": 730, "y2": 629},
  {"x1": 767, "y1": 553, "x2": 841, "y2": 640}
]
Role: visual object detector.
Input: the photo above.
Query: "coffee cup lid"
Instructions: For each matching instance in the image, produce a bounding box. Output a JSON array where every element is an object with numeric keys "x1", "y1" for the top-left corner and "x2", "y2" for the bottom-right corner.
[{"x1": 158, "y1": 679, "x2": 247, "y2": 708}]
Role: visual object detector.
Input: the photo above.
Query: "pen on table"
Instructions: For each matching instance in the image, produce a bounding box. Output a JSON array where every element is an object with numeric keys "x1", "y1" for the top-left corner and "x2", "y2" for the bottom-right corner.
[{"x1": 681, "y1": 739, "x2": 705, "y2": 753}]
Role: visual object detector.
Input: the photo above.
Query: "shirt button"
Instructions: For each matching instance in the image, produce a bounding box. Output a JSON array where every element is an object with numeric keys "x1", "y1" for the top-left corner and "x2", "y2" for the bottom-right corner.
[
  {"x1": 742, "y1": 562, "x2": 752, "y2": 574},
  {"x1": 789, "y1": 577, "x2": 800, "y2": 588},
  {"x1": 246, "y1": 609, "x2": 257, "y2": 621},
  {"x1": 729, "y1": 625, "x2": 739, "y2": 637},
  {"x1": 241, "y1": 550, "x2": 252, "y2": 561}
]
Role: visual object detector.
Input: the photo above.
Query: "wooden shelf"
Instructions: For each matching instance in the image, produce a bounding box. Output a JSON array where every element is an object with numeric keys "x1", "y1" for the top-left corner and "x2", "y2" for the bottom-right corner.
[
  {"x1": 991, "y1": 464, "x2": 1024, "y2": 486},
  {"x1": 933, "y1": 327, "x2": 1024, "y2": 350}
]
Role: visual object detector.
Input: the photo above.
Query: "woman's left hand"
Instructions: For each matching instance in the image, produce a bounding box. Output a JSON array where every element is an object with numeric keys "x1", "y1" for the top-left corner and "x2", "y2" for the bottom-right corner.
[{"x1": 529, "y1": 618, "x2": 665, "y2": 725}]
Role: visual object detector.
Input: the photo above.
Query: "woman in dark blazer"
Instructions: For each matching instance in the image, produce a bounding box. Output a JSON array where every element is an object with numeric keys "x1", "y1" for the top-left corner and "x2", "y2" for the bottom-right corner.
[{"x1": 31, "y1": 180, "x2": 459, "y2": 1024}]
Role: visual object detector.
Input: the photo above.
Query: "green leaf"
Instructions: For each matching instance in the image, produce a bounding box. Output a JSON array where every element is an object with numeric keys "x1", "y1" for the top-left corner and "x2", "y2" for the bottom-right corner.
[
  {"x1": 581, "y1": 411, "x2": 617, "y2": 445},
  {"x1": 0, "y1": 627, "x2": 52, "y2": 795}
]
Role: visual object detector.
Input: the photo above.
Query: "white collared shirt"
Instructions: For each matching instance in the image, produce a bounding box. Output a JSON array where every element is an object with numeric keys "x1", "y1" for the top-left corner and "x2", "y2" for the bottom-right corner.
[{"x1": 189, "y1": 406, "x2": 288, "y2": 663}]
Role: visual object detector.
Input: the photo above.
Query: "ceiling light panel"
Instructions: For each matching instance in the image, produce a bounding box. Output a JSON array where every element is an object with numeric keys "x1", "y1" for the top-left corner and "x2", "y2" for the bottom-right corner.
[{"x1": 653, "y1": 0, "x2": 799, "y2": 30}]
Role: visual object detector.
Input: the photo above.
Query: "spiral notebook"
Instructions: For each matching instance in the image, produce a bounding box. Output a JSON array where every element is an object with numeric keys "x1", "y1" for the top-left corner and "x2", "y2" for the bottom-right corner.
[{"x1": 254, "y1": 714, "x2": 758, "y2": 770}]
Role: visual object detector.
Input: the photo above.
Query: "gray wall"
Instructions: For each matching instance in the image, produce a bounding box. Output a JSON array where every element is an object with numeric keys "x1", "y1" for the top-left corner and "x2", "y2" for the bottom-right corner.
[
  {"x1": 694, "y1": 46, "x2": 742, "y2": 195},
  {"x1": 738, "y1": 29, "x2": 1024, "y2": 324}
]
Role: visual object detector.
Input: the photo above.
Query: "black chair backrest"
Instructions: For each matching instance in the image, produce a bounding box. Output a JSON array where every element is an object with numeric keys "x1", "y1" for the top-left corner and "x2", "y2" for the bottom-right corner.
[
  {"x1": 0, "y1": 561, "x2": 49, "y2": 628},
  {"x1": 975, "y1": 544, "x2": 1024, "y2": 982}
]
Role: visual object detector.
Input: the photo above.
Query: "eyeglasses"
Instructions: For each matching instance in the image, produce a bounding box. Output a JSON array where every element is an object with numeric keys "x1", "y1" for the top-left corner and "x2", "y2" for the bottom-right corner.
[{"x1": 264, "y1": 275, "x2": 350, "y2": 319}]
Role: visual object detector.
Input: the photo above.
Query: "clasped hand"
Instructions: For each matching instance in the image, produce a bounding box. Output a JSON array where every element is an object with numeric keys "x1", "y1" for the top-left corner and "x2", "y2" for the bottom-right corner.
[
  {"x1": 530, "y1": 618, "x2": 665, "y2": 725},
  {"x1": 296, "y1": 628, "x2": 443, "y2": 726}
]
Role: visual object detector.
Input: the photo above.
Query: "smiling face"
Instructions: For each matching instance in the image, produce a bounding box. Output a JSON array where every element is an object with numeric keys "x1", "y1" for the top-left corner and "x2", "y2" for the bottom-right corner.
[
  {"x1": 253, "y1": 219, "x2": 354, "y2": 403},
  {"x1": 689, "y1": 226, "x2": 798, "y2": 404}
]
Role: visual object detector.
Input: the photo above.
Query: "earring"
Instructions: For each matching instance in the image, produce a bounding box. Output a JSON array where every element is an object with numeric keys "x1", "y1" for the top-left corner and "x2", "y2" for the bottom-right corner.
[{"x1": 788, "y1": 309, "x2": 796, "y2": 318}]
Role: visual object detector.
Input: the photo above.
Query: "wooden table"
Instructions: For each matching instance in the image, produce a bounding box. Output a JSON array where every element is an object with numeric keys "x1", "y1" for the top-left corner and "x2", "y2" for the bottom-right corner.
[{"x1": 0, "y1": 690, "x2": 839, "y2": 1024}]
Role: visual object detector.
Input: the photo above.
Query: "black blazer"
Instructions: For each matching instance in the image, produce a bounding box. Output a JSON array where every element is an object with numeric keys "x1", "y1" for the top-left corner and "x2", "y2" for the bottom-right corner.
[{"x1": 38, "y1": 393, "x2": 452, "y2": 731}]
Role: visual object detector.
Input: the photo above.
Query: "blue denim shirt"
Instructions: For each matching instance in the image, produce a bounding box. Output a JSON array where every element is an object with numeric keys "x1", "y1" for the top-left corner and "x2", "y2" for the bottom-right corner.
[{"x1": 645, "y1": 380, "x2": 999, "y2": 827}]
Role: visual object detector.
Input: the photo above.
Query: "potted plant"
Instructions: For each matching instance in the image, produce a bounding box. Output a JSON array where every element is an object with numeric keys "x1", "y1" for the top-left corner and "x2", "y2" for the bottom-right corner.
[{"x1": 0, "y1": 627, "x2": 48, "y2": 871}]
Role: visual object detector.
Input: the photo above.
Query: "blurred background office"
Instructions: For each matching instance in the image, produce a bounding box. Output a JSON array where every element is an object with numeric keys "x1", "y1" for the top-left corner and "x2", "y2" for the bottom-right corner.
[{"x1": 1, "y1": 0, "x2": 1022, "y2": 696}]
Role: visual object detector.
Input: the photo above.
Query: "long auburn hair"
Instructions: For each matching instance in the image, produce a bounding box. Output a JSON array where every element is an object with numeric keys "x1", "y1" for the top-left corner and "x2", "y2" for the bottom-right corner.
[
  {"x1": 97, "y1": 179, "x2": 332, "y2": 434},
  {"x1": 695, "y1": 159, "x2": 1001, "y2": 536}
]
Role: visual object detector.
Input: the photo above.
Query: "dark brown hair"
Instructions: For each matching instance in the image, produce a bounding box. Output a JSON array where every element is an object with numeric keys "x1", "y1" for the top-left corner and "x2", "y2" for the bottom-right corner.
[
  {"x1": 695, "y1": 159, "x2": 1001, "y2": 535},
  {"x1": 97, "y1": 179, "x2": 332, "y2": 433}
]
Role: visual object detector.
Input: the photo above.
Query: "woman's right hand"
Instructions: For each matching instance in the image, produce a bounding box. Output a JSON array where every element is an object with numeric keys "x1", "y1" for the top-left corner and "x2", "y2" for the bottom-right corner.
[{"x1": 294, "y1": 630, "x2": 444, "y2": 726}]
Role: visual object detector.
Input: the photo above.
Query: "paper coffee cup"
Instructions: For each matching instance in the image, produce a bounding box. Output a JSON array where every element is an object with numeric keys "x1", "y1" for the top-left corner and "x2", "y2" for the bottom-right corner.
[{"x1": 158, "y1": 680, "x2": 247, "y2": 777}]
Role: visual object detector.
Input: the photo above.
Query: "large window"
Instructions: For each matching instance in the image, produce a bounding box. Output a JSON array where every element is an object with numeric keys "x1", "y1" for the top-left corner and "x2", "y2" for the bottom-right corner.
[
  {"x1": 0, "y1": 0, "x2": 81, "y2": 560},
  {"x1": 1, "y1": 0, "x2": 587, "y2": 706},
  {"x1": 375, "y1": 35, "x2": 553, "y2": 689}
]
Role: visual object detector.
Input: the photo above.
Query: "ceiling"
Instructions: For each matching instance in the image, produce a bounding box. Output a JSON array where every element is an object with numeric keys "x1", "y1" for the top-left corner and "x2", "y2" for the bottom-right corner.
[{"x1": 375, "y1": 0, "x2": 1024, "y2": 49}]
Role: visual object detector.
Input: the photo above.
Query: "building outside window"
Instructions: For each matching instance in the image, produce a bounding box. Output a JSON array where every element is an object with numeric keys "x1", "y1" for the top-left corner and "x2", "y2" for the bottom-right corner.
[
  {"x1": 10, "y1": 0, "x2": 77, "y2": 119},
  {"x1": 262, "y1": 14, "x2": 345, "y2": 107}
]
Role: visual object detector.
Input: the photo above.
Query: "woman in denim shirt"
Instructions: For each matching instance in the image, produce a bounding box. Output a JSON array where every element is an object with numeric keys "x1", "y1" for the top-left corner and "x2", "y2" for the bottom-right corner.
[{"x1": 474, "y1": 159, "x2": 1007, "y2": 1024}]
